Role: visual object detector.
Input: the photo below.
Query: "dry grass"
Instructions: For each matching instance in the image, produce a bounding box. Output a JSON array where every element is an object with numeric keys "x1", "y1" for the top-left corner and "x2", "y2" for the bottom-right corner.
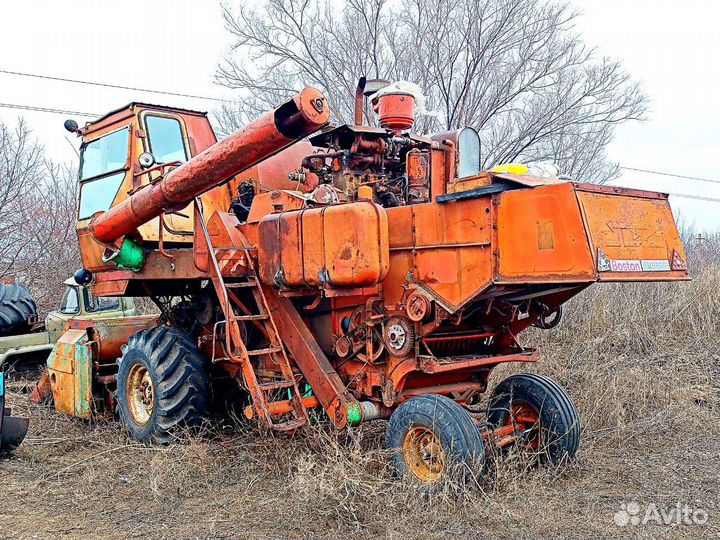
[{"x1": 1, "y1": 258, "x2": 719, "y2": 539}]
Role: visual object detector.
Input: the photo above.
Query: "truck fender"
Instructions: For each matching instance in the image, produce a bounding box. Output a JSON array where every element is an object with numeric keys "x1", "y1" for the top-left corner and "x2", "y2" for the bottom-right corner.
[{"x1": 0, "y1": 343, "x2": 54, "y2": 371}]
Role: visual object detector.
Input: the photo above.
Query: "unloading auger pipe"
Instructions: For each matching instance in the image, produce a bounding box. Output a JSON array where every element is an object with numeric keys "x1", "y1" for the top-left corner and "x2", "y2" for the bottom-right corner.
[{"x1": 89, "y1": 87, "x2": 330, "y2": 245}]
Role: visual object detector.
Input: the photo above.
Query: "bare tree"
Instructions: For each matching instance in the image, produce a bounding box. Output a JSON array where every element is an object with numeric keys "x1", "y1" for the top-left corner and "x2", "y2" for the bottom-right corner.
[
  {"x1": 216, "y1": 0, "x2": 646, "y2": 182},
  {"x1": 16, "y1": 163, "x2": 81, "y2": 312},
  {"x1": 0, "y1": 118, "x2": 81, "y2": 312},
  {"x1": 0, "y1": 119, "x2": 45, "y2": 278}
]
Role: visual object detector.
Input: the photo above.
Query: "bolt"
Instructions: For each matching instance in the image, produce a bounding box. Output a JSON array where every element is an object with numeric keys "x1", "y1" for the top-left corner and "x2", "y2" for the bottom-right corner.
[{"x1": 312, "y1": 98, "x2": 325, "y2": 112}]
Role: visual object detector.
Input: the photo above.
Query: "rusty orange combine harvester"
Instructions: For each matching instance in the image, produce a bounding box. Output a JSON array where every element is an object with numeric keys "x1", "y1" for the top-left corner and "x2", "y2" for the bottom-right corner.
[{"x1": 36, "y1": 79, "x2": 688, "y2": 486}]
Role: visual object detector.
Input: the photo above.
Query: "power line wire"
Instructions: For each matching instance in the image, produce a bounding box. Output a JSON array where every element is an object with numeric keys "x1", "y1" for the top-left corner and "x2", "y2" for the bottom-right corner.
[
  {"x1": 0, "y1": 102, "x2": 99, "y2": 117},
  {"x1": 0, "y1": 68, "x2": 226, "y2": 103},
  {"x1": 1, "y1": 90, "x2": 720, "y2": 201},
  {"x1": 667, "y1": 192, "x2": 720, "y2": 203},
  {"x1": 620, "y1": 166, "x2": 720, "y2": 185}
]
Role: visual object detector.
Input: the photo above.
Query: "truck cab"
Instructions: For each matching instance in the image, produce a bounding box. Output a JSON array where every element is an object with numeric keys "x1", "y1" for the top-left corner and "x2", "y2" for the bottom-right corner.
[
  {"x1": 0, "y1": 279, "x2": 136, "y2": 369},
  {"x1": 45, "y1": 279, "x2": 137, "y2": 343}
]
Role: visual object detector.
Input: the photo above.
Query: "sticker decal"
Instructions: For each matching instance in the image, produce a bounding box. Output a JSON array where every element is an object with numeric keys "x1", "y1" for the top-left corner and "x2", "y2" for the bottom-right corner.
[
  {"x1": 640, "y1": 259, "x2": 671, "y2": 272},
  {"x1": 610, "y1": 259, "x2": 642, "y2": 272},
  {"x1": 597, "y1": 248, "x2": 611, "y2": 272},
  {"x1": 671, "y1": 250, "x2": 687, "y2": 271},
  {"x1": 597, "y1": 248, "x2": 672, "y2": 272}
]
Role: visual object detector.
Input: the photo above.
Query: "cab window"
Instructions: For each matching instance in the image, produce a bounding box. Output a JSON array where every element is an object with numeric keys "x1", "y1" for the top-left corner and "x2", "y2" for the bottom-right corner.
[
  {"x1": 78, "y1": 171, "x2": 125, "y2": 220},
  {"x1": 145, "y1": 116, "x2": 187, "y2": 164},
  {"x1": 78, "y1": 127, "x2": 129, "y2": 220},
  {"x1": 84, "y1": 289, "x2": 120, "y2": 312},
  {"x1": 59, "y1": 287, "x2": 80, "y2": 314},
  {"x1": 80, "y1": 128, "x2": 129, "y2": 180},
  {"x1": 457, "y1": 127, "x2": 481, "y2": 178}
]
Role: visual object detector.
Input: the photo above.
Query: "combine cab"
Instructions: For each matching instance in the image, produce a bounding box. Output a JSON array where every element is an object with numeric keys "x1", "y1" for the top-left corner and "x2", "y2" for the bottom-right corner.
[{"x1": 44, "y1": 80, "x2": 688, "y2": 487}]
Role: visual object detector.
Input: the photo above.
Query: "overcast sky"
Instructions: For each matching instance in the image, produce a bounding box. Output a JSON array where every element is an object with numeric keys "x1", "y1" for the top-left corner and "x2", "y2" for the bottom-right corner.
[{"x1": 0, "y1": 0, "x2": 718, "y2": 232}]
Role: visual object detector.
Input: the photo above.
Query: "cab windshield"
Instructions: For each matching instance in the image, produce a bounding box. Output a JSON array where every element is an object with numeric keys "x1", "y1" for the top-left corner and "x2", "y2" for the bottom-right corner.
[
  {"x1": 80, "y1": 127, "x2": 129, "y2": 179},
  {"x1": 59, "y1": 287, "x2": 80, "y2": 314},
  {"x1": 84, "y1": 288, "x2": 120, "y2": 312},
  {"x1": 78, "y1": 127, "x2": 129, "y2": 220}
]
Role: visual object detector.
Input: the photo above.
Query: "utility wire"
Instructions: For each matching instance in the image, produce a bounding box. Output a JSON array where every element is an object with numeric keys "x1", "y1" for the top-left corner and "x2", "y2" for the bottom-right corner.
[
  {"x1": 620, "y1": 166, "x2": 720, "y2": 185},
  {"x1": 0, "y1": 68, "x2": 225, "y2": 103},
  {"x1": 0, "y1": 102, "x2": 99, "y2": 117},
  {"x1": 1, "y1": 87, "x2": 719, "y2": 202},
  {"x1": 667, "y1": 192, "x2": 720, "y2": 203}
]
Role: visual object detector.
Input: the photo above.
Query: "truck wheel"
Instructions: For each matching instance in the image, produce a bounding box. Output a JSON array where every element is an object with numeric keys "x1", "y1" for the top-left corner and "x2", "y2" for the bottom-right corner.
[
  {"x1": 386, "y1": 394, "x2": 485, "y2": 489},
  {"x1": 487, "y1": 373, "x2": 580, "y2": 464},
  {"x1": 0, "y1": 283, "x2": 37, "y2": 336},
  {"x1": 116, "y1": 326, "x2": 210, "y2": 444}
]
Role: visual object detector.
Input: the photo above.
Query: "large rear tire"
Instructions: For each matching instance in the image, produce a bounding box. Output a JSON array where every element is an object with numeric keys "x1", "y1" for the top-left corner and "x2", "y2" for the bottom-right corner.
[
  {"x1": 386, "y1": 394, "x2": 486, "y2": 490},
  {"x1": 116, "y1": 326, "x2": 210, "y2": 444},
  {"x1": 0, "y1": 283, "x2": 37, "y2": 336},
  {"x1": 487, "y1": 373, "x2": 580, "y2": 464}
]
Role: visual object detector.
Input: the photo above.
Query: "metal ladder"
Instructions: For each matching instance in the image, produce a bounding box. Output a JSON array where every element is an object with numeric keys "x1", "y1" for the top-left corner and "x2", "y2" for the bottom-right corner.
[{"x1": 199, "y1": 217, "x2": 309, "y2": 432}]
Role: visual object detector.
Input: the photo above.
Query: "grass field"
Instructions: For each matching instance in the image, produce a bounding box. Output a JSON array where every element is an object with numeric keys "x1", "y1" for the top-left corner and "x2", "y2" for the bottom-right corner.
[{"x1": 1, "y1": 260, "x2": 718, "y2": 540}]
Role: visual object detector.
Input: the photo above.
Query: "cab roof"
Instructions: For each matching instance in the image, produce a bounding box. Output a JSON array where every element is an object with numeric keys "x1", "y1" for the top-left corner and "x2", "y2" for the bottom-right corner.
[{"x1": 78, "y1": 102, "x2": 208, "y2": 136}]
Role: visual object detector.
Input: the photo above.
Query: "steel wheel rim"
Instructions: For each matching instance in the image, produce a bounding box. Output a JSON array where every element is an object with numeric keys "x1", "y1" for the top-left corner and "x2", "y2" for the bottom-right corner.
[
  {"x1": 126, "y1": 364, "x2": 154, "y2": 426},
  {"x1": 403, "y1": 426, "x2": 446, "y2": 483},
  {"x1": 504, "y1": 400, "x2": 540, "y2": 450}
]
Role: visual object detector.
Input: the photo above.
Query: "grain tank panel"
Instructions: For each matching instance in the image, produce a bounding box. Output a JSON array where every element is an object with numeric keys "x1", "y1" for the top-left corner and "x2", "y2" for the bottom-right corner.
[
  {"x1": 495, "y1": 183, "x2": 596, "y2": 283},
  {"x1": 575, "y1": 186, "x2": 688, "y2": 281},
  {"x1": 382, "y1": 200, "x2": 494, "y2": 310}
]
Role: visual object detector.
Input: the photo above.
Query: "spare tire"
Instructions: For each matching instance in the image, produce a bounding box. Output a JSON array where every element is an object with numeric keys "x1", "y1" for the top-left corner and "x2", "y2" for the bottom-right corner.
[{"x1": 0, "y1": 283, "x2": 37, "y2": 336}]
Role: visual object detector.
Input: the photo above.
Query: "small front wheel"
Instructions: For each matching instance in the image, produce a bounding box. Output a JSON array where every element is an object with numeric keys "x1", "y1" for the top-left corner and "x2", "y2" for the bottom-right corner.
[
  {"x1": 487, "y1": 373, "x2": 580, "y2": 464},
  {"x1": 386, "y1": 394, "x2": 485, "y2": 489}
]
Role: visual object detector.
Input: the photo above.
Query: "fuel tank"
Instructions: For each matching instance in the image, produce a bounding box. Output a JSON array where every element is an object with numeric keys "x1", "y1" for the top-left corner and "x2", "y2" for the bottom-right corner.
[{"x1": 257, "y1": 201, "x2": 389, "y2": 289}]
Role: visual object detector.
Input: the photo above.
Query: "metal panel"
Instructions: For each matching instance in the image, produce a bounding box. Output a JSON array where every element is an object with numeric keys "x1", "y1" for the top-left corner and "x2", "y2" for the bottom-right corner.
[
  {"x1": 575, "y1": 188, "x2": 690, "y2": 281},
  {"x1": 496, "y1": 183, "x2": 596, "y2": 283},
  {"x1": 47, "y1": 329, "x2": 93, "y2": 419}
]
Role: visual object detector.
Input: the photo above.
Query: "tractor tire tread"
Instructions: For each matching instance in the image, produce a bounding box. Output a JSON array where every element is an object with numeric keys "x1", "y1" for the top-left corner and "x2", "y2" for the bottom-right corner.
[
  {"x1": 0, "y1": 283, "x2": 37, "y2": 335},
  {"x1": 488, "y1": 373, "x2": 580, "y2": 463},
  {"x1": 117, "y1": 326, "x2": 210, "y2": 444},
  {"x1": 386, "y1": 394, "x2": 485, "y2": 490}
]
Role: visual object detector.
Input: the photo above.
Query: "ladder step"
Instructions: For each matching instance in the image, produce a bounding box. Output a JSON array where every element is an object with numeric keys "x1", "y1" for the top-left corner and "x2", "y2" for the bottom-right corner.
[
  {"x1": 247, "y1": 347, "x2": 282, "y2": 356},
  {"x1": 226, "y1": 281, "x2": 258, "y2": 288},
  {"x1": 259, "y1": 380, "x2": 295, "y2": 391},
  {"x1": 270, "y1": 418, "x2": 306, "y2": 432},
  {"x1": 233, "y1": 314, "x2": 268, "y2": 321}
]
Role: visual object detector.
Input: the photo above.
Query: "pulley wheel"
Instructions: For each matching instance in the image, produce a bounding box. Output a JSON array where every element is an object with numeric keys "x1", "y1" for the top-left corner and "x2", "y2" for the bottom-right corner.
[
  {"x1": 406, "y1": 292, "x2": 429, "y2": 322},
  {"x1": 383, "y1": 316, "x2": 414, "y2": 357}
]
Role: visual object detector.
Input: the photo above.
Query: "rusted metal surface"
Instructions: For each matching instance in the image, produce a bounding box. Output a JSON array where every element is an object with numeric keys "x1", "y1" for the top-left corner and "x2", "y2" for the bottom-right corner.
[
  {"x1": 68, "y1": 315, "x2": 157, "y2": 361},
  {"x1": 47, "y1": 329, "x2": 93, "y2": 419},
  {"x1": 354, "y1": 77, "x2": 366, "y2": 125},
  {"x1": 257, "y1": 201, "x2": 389, "y2": 289},
  {"x1": 58, "y1": 79, "x2": 689, "y2": 443},
  {"x1": 261, "y1": 283, "x2": 360, "y2": 428},
  {"x1": 89, "y1": 88, "x2": 330, "y2": 245},
  {"x1": 30, "y1": 369, "x2": 52, "y2": 404},
  {"x1": 373, "y1": 92, "x2": 416, "y2": 133},
  {"x1": 492, "y1": 401, "x2": 541, "y2": 450},
  {"x1": 197, "y1": 206, "x2": 310, "y2": 431},
  {"x1": 575, "y1": 186, "x2": 689, "y2": 282}
]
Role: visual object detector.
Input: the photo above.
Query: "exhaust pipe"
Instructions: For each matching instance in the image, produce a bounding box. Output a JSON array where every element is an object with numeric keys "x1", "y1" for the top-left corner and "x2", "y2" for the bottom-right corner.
[{"x1": 0, "y1": 372, "x2": 29, "y2": 453}]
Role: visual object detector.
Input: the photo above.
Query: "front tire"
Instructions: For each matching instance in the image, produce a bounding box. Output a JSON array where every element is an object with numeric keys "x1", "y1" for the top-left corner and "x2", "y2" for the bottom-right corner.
[
  {"x1": 487, "y1": 373, "x2": 580, "y2": 464},
  {"x1": 386, "y1": 394, "x2": 485, "y2": 489},
  {"x1": 116, "y1": 326, "x2": 210, "y2": 444}
]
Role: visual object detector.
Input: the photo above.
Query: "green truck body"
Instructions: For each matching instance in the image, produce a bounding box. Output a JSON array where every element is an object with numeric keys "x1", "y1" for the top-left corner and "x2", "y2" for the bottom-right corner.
[{"x1": 0, "y1": 278, "x2": 137, "y2": 369}]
